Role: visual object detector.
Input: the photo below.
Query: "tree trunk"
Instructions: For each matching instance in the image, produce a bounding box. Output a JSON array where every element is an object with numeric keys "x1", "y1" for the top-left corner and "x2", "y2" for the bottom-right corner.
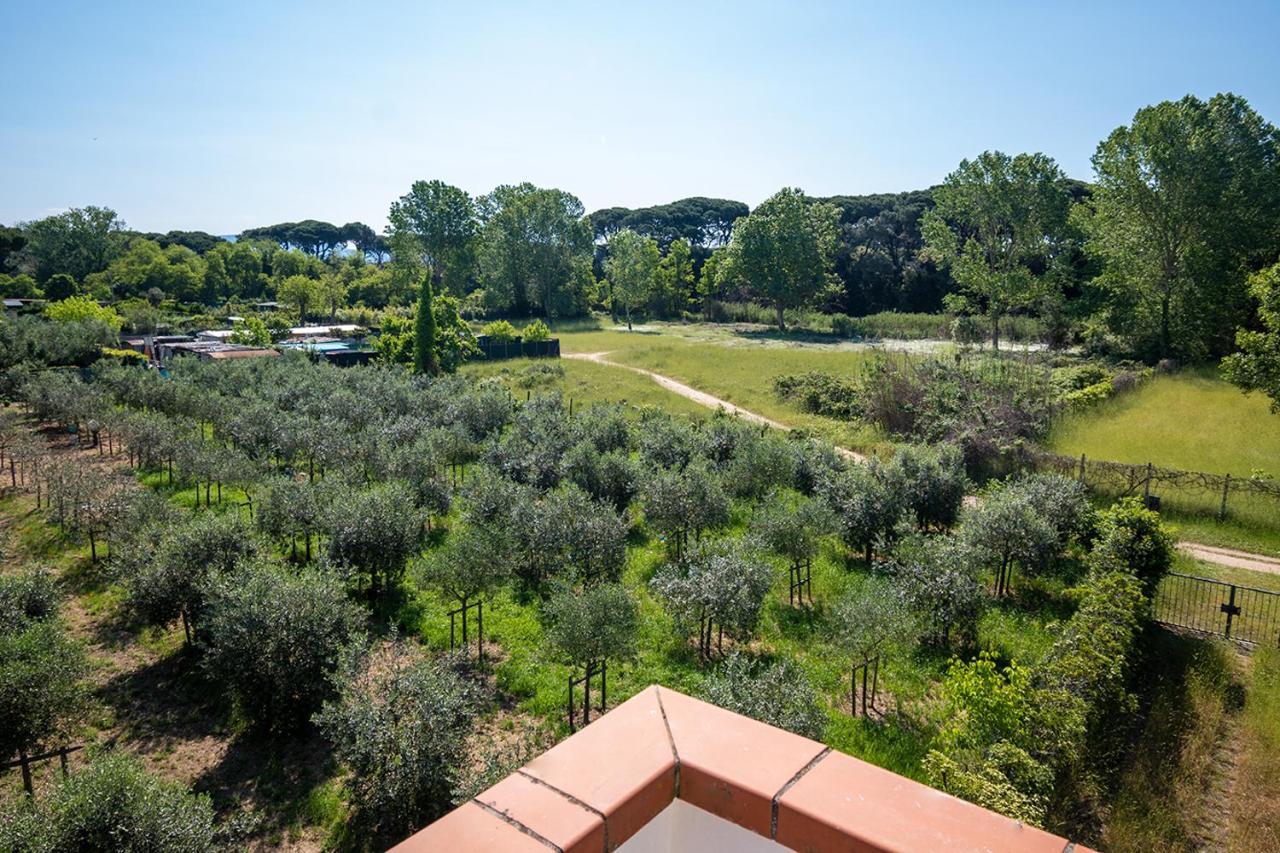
[
  {"x1": 990, "y1": 312, "x2": 1001, "y2": 351},
  {"x1": 775, "y1": 302, "x2": 786, "y2": 331}
]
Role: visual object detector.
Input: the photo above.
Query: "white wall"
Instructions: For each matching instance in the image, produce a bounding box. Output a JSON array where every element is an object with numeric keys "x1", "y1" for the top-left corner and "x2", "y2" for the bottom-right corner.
[{"x1": 616, "y1": 799, "x2": 791, "y2": 853}]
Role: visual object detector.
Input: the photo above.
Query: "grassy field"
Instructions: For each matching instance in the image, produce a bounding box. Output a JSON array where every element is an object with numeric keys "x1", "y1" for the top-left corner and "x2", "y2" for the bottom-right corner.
[
  {"x1": 1049, "y1": 368, "x2": 1280, "y2": 478},
  {"x1": 555, "y1": 326, "x2": 888, "y2": 450}
]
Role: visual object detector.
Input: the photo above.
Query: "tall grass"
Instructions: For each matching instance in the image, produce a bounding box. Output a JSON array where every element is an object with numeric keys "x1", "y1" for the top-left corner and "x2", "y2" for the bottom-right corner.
[{"x1": 1230, "y1": 646, "x2": 1280, "y2": 852}]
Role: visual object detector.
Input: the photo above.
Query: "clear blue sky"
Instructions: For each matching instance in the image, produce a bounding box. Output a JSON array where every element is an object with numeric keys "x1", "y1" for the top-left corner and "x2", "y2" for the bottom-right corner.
[{"x1": 2, "y1": 0, "x2": 1277, "y2": 234}]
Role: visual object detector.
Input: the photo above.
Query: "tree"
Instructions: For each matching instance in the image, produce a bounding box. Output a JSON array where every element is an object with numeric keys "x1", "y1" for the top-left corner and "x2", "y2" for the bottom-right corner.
[
  {"x1": 1224, "y1": 262, "x2": 1280, "y2": 409},
  {"x1": 717, "y1": 188, "x2": 838, "y2": 330},
  {"x1": 200, "y1": 563, "x2": 362, "y2": 731},
  {"x1": 700, "y1": 652, "x2": 826, "y2": 739},
  {"x1": 315, "y1": 641, "x2": 480, "y2": 841},
  {"x1": 387, "y1": 180, "x2": 478, "y2": 295},
  {"x1": 824, "y1": 462, "x2": 905, "y2": 565},
  {"x1": 642, "y1": 463, "x2": 730, "y2": 558},
  {"x1": 894, "y1": 537, "x2": 986, "y2": 647},
  {"x1": 832, "y1": 580, "x2": 911, "y2": 716},
  {"x1": 418, "y1": 525, "x2": 512, "y2": 658},
  {"x1": 413, "y1": 273, "x2": 438, "y2": 375},
  {"x1": 1077, "y1": 93, "x2": 1280, "y2": 360},
  {"x1": 228, "y1": 316, "x2": 272, "y2": 347},
  {"x1": 604, "y1": 229, "x2": 660, "y2": 330},
  {"x1": 325, "y1": 483, "x2": 421, "y2": 595},
  {"x1": 650, "y1": 539, "x2": 772, "y2": 659},
  {"x1": 653, "y1": 237, "x2": 695, "y2": 317},
  {"x1": 0, "y1": 613, "x2": 87, "y2": 789},
  {"x1": 277, "y1": 274, "x2": 320, "y2": 324},
  {"x1": 477, "y1": 184, "x2": 594, "y2": 320},
  {"x1": 44, "y1": 295, "x2": 123, "y2": 331},
  {"x1": 21, "y1": 206, "x2": 126, "y2": 283},
  {"x1": 922, "y1": 151, "x2": 1071, "y2": 350},
  {"x1": 543, "y1": 582, "x2": 638, "y2": 719},
  {"x1": 960, "y1": 487, "x2": 1058, "y2": 597},
  {"x1": 886, "y1": 444, "x2": 967, "y2": 531},
  {"x1": 1090, "y1": 498, "x2": 1173, "y2": 591},
  {"x1": 0, "y1": 752, "x2": 216, "y2": 852}
]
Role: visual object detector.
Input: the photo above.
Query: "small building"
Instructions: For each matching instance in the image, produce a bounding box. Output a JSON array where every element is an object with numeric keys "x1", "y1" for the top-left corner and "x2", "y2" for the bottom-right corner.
[
  {"x1": 156, "y1": 340, "x2": 278, "y2": 364},
  {"x1": 197, "y1": 329, "x2": 237, "y2": 342},
  {"x1": 288, "y1": 324, "x2": 363, "y2": 339}
]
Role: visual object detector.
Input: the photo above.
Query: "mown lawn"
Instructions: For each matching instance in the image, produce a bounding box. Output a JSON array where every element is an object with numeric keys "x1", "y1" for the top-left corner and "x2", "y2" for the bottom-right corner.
[{"x1": 461, "y1": 357, "x2": 708, "y2": 418}]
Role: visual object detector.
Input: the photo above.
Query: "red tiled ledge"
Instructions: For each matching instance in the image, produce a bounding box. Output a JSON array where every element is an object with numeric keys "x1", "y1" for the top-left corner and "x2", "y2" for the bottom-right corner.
[{"x1": 392, "y1": 685, "x2": 1092, "y2": 852}]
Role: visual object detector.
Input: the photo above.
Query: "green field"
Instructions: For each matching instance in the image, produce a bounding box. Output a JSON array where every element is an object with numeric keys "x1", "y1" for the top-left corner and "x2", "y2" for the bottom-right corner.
[
  {"x1": 1049, "y1": 368, "x2": 1280, "y2": 478},
  {"x1": 556, "y1": 325, "x2": 888, "y2": 450}
]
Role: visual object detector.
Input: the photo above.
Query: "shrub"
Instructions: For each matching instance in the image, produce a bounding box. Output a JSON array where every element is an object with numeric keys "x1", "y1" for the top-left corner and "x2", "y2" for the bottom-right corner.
[
  {"x1": 0, "y1": 752, "x2": 216, "y2": 853},
  {"x1": 886, "y1": 443, "x2": 967, "y2": 531},
  {"x1": 642, "y1": 463, "x2": 730, "y2": 557},
  {"x1": 823, "y1": 461, "x2": 906, "y2": 564},
  {"x1": 521, "y1": 319, "x2": 551, "y2": 342},
  {"x1": 1011, "y1": 473, "x2": 1095, "y2": 547},
  {"x1": 479, "y1": 319, "x2": 519, "y2": 342},
  {"x1": 200, "y1": 563, "x2": 363, "y2": 731},
  {"x1": 315, "y1": 642, "x2": 480, "y2": 841},
  {"x1": 951, "y1": 314, "x2": 985, "y2": 347},
  {"x1": 960, "y1": 486, "x2": 1059, "y2": 595},
  {"x1": 701, "y1": 652, "x2": 827, "y2": 740},
  {"x1": 773, "y1": 371, "x2": 861, "y2": 419},
  {"x1": 1091, "y1": 498, "x2": 1173, "y2": 591}
]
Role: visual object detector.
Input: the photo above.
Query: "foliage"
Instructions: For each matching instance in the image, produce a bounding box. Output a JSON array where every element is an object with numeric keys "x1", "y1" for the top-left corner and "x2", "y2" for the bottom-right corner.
[
  {"x1": 479, "y1": 319, "x2": 518, "y2": 342},
  {"x1": 314, "y1": 641, "x2": 480, "y2": 841},
  {"x1": 773, "y1": 371, "x2": 860, "y2": 419},
  {"x1": 413, "y1": 273, "x2": 439, "y2": 375},
  {"x1": 20, "y1": 206, "x2": 126, "y2": 284},
  {"x1": 750, "y1": 491, "x2": 832, "y2": 566},
  {"x1": 822, "y1": 460, "x2": 905, "y2": 563},
  {"x1": 832, "y1": 578, "x2": 912, "y2": 667},
  {"x1": 0, "y1": 568, "x2": 60, "y2": 633},
  {"x1": 1090, "y1": 498, "x2": 1173, "y2": 590},
  {"x1": 1077, "y1": 93, "x2": 1280, "y2": 361},
  {"x1": 0, "y1": 752, "x2": 216, "y2": 853},
  {"x1": 1224, "y1": 261, "x2": 1280, "y2": 411},
  {"x1": 228, "y1": 315, "x2": 272, "y2": 347},
  {"x1": 886, "y1": 443, "x2": 967, "y2": 531},
  {"x1": 718, "y1": 188, "x2": 840, "y2": 329},
  {"x1": 892, "y1": 536, "x2": 986, "y2": 646},
  {"x1": 921, "y1": 150, "x2": 1071, "y2": 349},
  {"x1": 650, "y1": 539, "x2": 773, "y2": 657},
  {"x1": 0, "y1": 610, "x2": 87, "y2": 763},
  {"x1": 641, "y1": 462, "x2": 730, "y2": 555},
  {"x1": 701, "y1": 652, "x2": 827, "y2": 740},
  {"x1": 200, "y1": 563, "x2": 363, "y2": 731},
  {"x1": 542, "y1": 582, "x2": 639, "y2": 669},
  {"x1": 44, "y1": 296, "x2": 123, "y2": 332},
  {"x1": 960, "y1": 485, "x2": 1059, "y2": 594},
  {"x1": 387, "y1": 179, "x2": 478, "y2": 295}
]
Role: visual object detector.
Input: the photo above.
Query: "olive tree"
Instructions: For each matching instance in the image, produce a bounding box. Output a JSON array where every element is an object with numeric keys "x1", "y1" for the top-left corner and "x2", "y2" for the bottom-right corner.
[
  {"x1": 314, "y1": 641, "x2": 480, "y2": 841},
  {"x1": 960, "y1": 487, "x2": 1058, "y2": 596},
  {"x1": 543, "y1": 583, "x2": 639, "y2": 724},
  {"x1": 0, "y1": 752, "x2": 216, "y2": 852},
  {"x1": 650, "y1": 540, "x2": 773, "y2": 660},
  {"x1": 894, "y1": 537, "x2": 986, "y2": 648},
  {"x1": 700, "y1": 652, "x2": 826, "y2": 739},
  {"x1": 642, "y1": 463, "x2": 730, "y2": 558},
  {"x1": 825, "y1": 462, "x2": 906, "y2": 565},
  {"x1": 832, "y1": 580, "x2": 912, "y2": 716},
  {"x1": 417, "y1": 525, "x2": 512, "y2": 659},
  {"x1": 325, "y1": 482, "x2": 421, "y2": 596},
  {"x1": 887, "y1": 444, "x2": 967, "y2": 531},
  {"x1": 200, "y1": 563, "x2": 363, "y2": 732}
]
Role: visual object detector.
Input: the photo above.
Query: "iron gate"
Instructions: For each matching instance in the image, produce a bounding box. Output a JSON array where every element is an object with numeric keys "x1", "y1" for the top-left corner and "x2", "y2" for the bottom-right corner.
[{"x1": 1154, "y1": 572, "x2": 1280, "y2": 645}]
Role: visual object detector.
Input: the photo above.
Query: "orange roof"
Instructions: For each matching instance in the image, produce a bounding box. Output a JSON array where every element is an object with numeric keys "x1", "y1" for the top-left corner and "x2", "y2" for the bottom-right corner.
[{"x1": 394, "y1": 686, "x2": 1092, "y2": 853}]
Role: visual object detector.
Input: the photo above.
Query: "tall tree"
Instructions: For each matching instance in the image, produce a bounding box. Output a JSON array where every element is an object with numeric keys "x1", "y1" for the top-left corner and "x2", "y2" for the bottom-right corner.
[
  {"x1": 413, "y1": 274, "x2": 439, "y2": 376},
  {"x1": 1076, "y1": 93, "x2": 1280, "y2": 360},
  {"x1": 387, "y1": 180, "x2": 478, "y2": 295},
  {"x1": 654, "y1": 237, "x2": 695, "y2": 317},
  {"x1": 604, "y1": 229, "x2": 659, "y2": 330},
  {"x1": 21, "y1": 206, "x2": 127, "y2": 284},
  {"x1": 717, "y1": 188, "x2": 838, "y2": 330},
  {"x1": 277, "y1": 274, "x2": 321, "y2": 325},
  {"x1": 922, "y1": 151, "x2": 1071, "y2": 350},
  {"x1": 478, "y1": 184, "x2": 594, "y2": 320}
]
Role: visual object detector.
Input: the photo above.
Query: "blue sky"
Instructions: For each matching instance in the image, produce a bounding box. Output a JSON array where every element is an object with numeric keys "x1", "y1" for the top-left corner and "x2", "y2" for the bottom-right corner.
[{"x1": 2, "y1": 1, "x2": 1277, "y2": 233}]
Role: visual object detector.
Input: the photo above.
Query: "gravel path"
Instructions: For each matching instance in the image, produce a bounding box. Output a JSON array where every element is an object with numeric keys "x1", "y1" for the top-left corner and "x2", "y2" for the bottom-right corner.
[{"x1": 565, "y1": 351, "x2": 1280, "y2": 577}]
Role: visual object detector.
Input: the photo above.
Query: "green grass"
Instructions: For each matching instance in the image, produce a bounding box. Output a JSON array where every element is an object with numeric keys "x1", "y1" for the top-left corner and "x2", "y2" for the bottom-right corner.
[
  {"x1": 461, "y1": 358, "x2": 708, "y2": 418},
  {"x1": 1232, "y1": 646, "x2": 1280, "y2": 852},
  {"x1": 556, "y1": 327, "x2": 887, "y2": 450},
  {"x1": 1049, "y1": 367, "x2": 1280, "y2": 478}
]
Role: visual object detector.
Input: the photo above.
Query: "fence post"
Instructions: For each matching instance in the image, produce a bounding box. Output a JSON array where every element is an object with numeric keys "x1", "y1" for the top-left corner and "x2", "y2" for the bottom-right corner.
[
  {"x1": 1222, "y1": 585, "x2": 1240, "y2": 640},
  {"x1": 1219, "y1": 474, "x2": 1231, "y2": 521},
  {"x1": 1143, "y1": 463, "x2": 1153, "y2": 502},
  {"x1": 19, "y1": 749, "x2": 32, "y2": 796},
  {"x1": 1078, "y1": 453, "x2": 1086, "y2": 484}
]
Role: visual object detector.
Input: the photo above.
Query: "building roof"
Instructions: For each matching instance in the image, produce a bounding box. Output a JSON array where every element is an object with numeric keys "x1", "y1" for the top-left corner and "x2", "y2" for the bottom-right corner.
[
  {"x1": 289, "y1": 324, "x2": 362, "y2": 337},
  {"x1": 394, "y1": 686, "x2": 1092, "y2": 853}
]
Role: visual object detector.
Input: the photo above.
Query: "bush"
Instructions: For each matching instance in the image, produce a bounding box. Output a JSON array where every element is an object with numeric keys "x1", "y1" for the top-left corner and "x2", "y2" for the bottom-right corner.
[
  {"x1": 0, "y1": 752, "x2": 216, "y2": 853},
  {"x1": 1091, "y1": 498, "x2": 1173, "y2": 591},
  {"x1": 0, "y1": 619, "x2": 88, "y2": 765},
  {"x1": 479, "y1": 319, "x2": 519, "y2": 342},
  {"x1": 773, "y1": 371, "x2": 860, "y2": 419},
  {"x1": 315, "y1": 642, "x2": 480, "y2": 841},
  {"x1": 650, "y1": 540, "x2": 773, "y2": 659},
  {"x1": 0, "y1": 568, "x2": 60, "y2": 633},
  {"x1": 200, "y1": 563, "x2": 363, "y2": 731},
  {"x1": 893, "y1": 537, "x2": 986, "y2": 647},
  {"x1": 701, "y1": 652, "x2": 827, "y2": 740},
  {"x1": 521, "y1": 319, "x2": 551, "y2": 342}
]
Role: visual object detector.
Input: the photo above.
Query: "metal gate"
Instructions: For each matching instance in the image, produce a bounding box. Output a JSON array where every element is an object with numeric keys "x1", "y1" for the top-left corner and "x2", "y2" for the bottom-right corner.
[{"x1": 1154, "y1": 572, "x2": 1280, "y2": 646}]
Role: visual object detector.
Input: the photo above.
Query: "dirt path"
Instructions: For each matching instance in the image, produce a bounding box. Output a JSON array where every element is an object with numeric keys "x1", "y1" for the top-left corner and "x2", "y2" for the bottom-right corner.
[
  {"x1": 1176, "y1": 542, "x2": 1280, "y2": 577},
  {"x1": 564, "y1": 351, "x2": 866, "y2": 461},
  {"x1": 566, "y1": 352, "x2": 1280, "y2": 579}
]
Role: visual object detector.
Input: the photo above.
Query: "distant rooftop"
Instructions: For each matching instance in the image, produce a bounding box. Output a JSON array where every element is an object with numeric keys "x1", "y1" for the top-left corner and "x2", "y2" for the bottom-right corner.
[{"x1": 395, "y1": 686, "x2": 1091, "y2": 853}]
